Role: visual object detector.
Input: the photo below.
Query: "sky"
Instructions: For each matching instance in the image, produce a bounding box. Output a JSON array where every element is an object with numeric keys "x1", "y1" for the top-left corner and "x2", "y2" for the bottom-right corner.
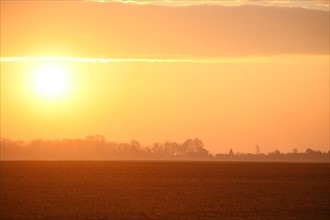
[{"x1": 0, "y1": 0, "x2": 329, "y2": 153}]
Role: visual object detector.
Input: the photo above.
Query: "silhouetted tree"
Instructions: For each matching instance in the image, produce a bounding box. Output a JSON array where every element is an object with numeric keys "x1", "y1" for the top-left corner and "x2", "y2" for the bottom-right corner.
[{"x1": 0, "y1": 137, "x2": 328, "y2": 161}]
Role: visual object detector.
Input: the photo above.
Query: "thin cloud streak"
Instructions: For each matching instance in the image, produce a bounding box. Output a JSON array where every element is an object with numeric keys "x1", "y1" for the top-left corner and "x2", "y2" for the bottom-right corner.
[
  {"x1": 0, "y1": 56, "x2": 272, "y2": 64},
  {"x1": 96, "y1": 0, "x2": 329, "y2": 10}
]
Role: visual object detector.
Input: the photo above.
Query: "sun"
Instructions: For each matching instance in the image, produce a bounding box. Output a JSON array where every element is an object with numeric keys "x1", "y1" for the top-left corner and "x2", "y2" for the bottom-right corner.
[{"x1": 33, "y1": 63, "x2": 69, "y2": 99}]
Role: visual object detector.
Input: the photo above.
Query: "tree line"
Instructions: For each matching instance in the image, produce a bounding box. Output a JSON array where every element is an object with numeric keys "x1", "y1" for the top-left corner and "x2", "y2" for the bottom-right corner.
[
  {"x1": 0, "y1": 136, "x2": 329, "y2": 162},
  {"x1": 0, "y1": 136, "x2": 211, "y2": 160}
]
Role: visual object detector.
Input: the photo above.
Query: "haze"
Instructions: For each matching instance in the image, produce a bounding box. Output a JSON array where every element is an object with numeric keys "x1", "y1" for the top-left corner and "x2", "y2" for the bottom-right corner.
[{"x1": 0, "y1": 0, "x2": 329, "y2": 154}]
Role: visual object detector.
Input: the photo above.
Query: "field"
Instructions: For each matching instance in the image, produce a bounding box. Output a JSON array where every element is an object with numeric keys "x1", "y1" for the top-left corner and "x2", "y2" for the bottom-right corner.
[{"x1": 1, "y1": 161, "x2": 329, "y2": 220}]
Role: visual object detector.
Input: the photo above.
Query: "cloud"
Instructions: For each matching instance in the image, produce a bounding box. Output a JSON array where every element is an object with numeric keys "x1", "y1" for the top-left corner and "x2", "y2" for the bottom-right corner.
[
  {"x1": 0, "y1": 56, "x2": 271, "y2": 64},
  {"x1": 98, "y1": 0, "x2": 329, "y2": 10},
  {"x1": 315, "y1": 0, "x2": 330, "y2": 6},
  {"x1": 1, "y1": 2, "x2": 329, "y2": 57}
]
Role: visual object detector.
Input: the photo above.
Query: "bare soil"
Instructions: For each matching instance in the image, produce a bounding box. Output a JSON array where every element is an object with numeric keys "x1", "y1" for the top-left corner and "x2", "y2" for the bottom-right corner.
[{"x1": 1, "y1": 161, "x2": 329, "y2": 219}]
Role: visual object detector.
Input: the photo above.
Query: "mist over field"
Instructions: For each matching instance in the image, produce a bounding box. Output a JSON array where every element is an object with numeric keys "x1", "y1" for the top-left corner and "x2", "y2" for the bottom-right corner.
[{"x1": 1, "y1": 136, "x2": 329, "y2": 162}]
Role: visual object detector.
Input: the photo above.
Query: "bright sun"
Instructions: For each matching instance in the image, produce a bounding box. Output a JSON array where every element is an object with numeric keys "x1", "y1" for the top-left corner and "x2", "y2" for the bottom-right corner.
[{"x1": 33, "y1": 63, "x2": 69, "y2": 99}]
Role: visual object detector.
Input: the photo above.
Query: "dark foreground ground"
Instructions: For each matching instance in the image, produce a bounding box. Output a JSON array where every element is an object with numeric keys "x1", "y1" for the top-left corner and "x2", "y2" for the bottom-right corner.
[{"x1": 1, "y1": 161, "x2": 329, "y2": 220}]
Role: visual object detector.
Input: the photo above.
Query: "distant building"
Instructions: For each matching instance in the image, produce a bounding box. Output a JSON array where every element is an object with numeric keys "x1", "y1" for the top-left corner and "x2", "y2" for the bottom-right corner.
[
  {"x1": 229, "y1": 148, "x2": 234, "y2": 156},
  {"x1": 256, "y1": 145, "x2": 260, "y2": 155}
]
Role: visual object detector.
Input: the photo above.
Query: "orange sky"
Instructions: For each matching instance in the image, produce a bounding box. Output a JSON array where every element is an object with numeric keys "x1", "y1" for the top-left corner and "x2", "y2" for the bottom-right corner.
[{"x1": 0, "y1": 1, "x2": 329, "y2": 153}]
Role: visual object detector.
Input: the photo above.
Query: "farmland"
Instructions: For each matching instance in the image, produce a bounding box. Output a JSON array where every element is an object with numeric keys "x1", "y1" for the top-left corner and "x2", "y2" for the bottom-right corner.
[{"x1": 1, "y1": 161, "x2": 329, "y2": 219}]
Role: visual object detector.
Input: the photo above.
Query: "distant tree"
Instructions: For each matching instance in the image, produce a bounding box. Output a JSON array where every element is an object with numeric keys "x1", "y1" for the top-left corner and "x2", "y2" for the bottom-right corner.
[
  {"x1": 182, "y1": 138, "x2": 204, "y2": 153},
  {"x1": 163, "y1": 141, "x2": 177, "y2": 156},
  {"x1": 85, "y1": 135, "x2": 106, "y2": 143},
  {"x1": 272, "y1": 149, "x2": 281, "y2": 155},
  {"x1": 152, "y1": 142, "x2": 163, "y2": 155},
  {"x1": 306, "y1": 148, "x2": 315, "y2": 154},
  {"x1": 129, "y1": 140, "x2": 141, "y2": 151},
  {"x1": 193, "y1": 138, "x2": 205, "y2": 153}
]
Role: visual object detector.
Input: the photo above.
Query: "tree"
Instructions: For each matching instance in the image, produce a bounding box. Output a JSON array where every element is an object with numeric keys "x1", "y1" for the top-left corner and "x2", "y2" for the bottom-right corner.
[
  {"x1": 182, "y1": 138, "x2": 205, "y2": 153},
  {"x1": 129, "y1": 140, "x2": 141, "y2": 151}
]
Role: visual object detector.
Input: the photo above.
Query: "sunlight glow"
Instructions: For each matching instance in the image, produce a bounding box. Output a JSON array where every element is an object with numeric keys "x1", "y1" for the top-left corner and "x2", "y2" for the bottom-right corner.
[{"x1": 33, "y1": 63, "x2": 69, "y2": 99}]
